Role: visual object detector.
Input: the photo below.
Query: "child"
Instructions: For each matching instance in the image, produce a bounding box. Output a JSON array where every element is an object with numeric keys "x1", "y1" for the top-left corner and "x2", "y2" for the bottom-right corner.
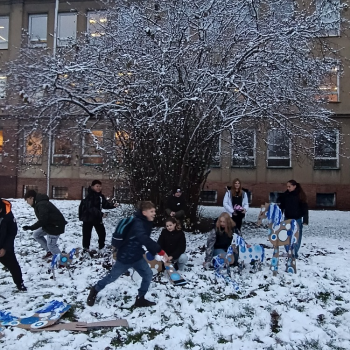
[
  {"x1": 0, "y1": 198, "x2": 27, "y2": 291},
  {"x1": 79, "y1": 180, "x2": 118, "y2": 253},
  {"x1": 87, "y1": 201, "x2": 170, "y2": 308},
  {"x1": 157, "y1": 217, "x2": 188, "y2": 271}
]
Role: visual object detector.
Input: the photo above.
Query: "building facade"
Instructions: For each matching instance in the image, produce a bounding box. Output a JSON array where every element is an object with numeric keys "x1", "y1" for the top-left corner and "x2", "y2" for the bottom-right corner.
[{"x1": 0, "y1": 0, "x2": 349, "y2": 210}]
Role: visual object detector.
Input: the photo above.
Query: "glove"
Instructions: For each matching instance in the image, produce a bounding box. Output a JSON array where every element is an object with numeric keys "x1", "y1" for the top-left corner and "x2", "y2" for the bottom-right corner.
[{"x1": 22, "y1": 226, "x2": 31, "y2": 231}]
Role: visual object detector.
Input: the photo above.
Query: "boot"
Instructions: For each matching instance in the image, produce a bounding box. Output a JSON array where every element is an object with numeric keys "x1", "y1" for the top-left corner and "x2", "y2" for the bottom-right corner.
[
  {"x1": 87, "y1": 287, "x2": 98, "y2": 306},
  {"x1": 16, "y1": 283, "x2": 27, "y2": 291},
  {"x1": 134, "y1": 296, "x2": 156, "y2": 308},
  {"x1": 42, "y1": 251, "x2": 53, "y2": 259}
]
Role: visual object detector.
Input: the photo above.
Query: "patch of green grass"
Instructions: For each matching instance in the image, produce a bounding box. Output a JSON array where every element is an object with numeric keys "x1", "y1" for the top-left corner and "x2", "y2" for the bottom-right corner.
[
  {"x1": 124, "y1": 328, "x2": 164, "y2": 345},
  {"x1": 330, "y1": 307, "x2": 347, "y2": 316},
  {"x1": 295, "y1": 338, "x2": 323, "y2": 350},
  {"x1": 183, "y1": 339, "x2": 195, "y2": 348},
  {"x1": 317, "y1": 314, "x2": 326, "y2": 326},
  {"x1": 270, "y1": 310, "x2": 280, "y2": 334},
  {"x1": 315, "y1": 291, "x2": 332, "y2": 303},
  {"x1": 200, "y1": 292, "x2": 213, "y2": 303},
  {"x1": 326, "y1": 340, "x2": 347, "y2": 350},
  {"x1": 334, "y1": 295, "x2": 344, "y2": 301},
  {"x1": 218, "y1": 337, "x2": 229, "y2": 344}
]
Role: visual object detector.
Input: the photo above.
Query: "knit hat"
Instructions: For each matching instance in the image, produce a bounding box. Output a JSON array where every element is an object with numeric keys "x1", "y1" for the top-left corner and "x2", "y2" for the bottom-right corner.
[
  {"x1": 91, "y1": 180, "x2": 102, "y2": 186},
  {"x1": 173, "y1": 187, "x2": 182, "y2": 194}
]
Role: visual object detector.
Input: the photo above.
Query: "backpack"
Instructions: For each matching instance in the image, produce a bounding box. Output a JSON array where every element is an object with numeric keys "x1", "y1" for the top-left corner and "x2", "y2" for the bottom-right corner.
[{"x1": 111, "y1": 217, "x2": 134, "y2": 249}]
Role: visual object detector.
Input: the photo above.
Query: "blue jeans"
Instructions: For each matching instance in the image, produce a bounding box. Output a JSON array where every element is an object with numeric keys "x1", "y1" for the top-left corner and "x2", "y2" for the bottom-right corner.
[
  {"x1": 294, "y1": 219, "x2": 303, "y2": 258},
  {"x1": 33, "y1": 228, "x2": 61, "y2": 255},
  {"x1": 95, "y1": 257, "x2": 153, "y2": 297}
]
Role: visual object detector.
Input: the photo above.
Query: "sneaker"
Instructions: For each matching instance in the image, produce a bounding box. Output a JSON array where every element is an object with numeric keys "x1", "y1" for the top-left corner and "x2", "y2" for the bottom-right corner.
[
  {"x1": 134, "y1": 296, "x2": 156, "y2": 308},
  {"x1": 16, "y1": 283, "x2": 27, "y2": 291},
  {"x1": 87, "y1": 287, "x2": 98, "y2": 306},
  {"x1": 42, "y1": 251, "x2": 53, "y2": 259}
]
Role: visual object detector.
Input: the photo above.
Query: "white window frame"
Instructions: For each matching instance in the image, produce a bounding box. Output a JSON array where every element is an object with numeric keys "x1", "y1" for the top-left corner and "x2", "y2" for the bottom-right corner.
[
  {"x1": 0, "y1": 76, "x2": 7, "y2": 100},
  {"x1": 316, "y1": 193, "x2": 336, "y2": 207},
  {"x1": 52, "y1": 186, "x2": 68, "y2": 199},
  {"x1": 82, "y1": 130, "x2": 103, "y2": 165},
  {"x1": 23, "y1": 130, "x2": 43, "y2": 165},
  {"x1": 28, "y1": 14, "x2": 48, "y2": 47},
  {"x1": 319, "y1": 65, "x2": 340, "y2": 102},
  {"x1": 267, "y1": 130, "x2": 291, "y2": 168},
  {"x1": 52, "y1": 136, "x2": 72, "y2": 165},
  {"x1": 57, "y1": 13, "x2": 77, "y2": 47},
  {"x1": 314, "y1": 129, "x2": 339, "y2": 169},
  {"x1": 87, "y1": 11, "x2": 107, "y2": 39},
  {"x1": 200, "y1": 190, "x2": 217, "y2": 204},
  {"x1": 0, "y1": 16, "x2": 9, "y2": 49},
  {"x1": 316, "y1": 0, "x2": 341, "y2": 37},
  {"x1": 232, "y1": 129, "x2": 256, "y2": 168}
]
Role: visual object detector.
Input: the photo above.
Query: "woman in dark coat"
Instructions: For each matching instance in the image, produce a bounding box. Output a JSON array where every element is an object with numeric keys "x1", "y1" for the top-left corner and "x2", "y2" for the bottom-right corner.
[{"x1": 279, "y1": 180, "x2": 308, "y2": 258}]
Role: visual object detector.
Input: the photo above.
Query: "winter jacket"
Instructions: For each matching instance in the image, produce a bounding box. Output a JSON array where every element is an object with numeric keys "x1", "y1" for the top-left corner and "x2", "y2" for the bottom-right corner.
[
  {"x1": 117, "y1": 210, "x2": 163, "y2": 264},
  {"x1": 157, "y1": 228, "x2": 186, "y2": 260},
  {"x1": 278, "y1": 190, "x2": 309, "y2": 224},
  {"x1": 28, "y1": 193, "x2": 67, "y2": 236},
  {"x1": 0, "y1": 199, "x2": 17, "y2": 252},
  {"x1": 79, "y1": 187, "x2": 115, "y2": 223},
  {"x1": 165, "y1": 194, "x2": 186, "y2": 219},
  {"x1": 223, "y1": 187, "x2": 249, "y2": 215},
  {"x1": 204, "y1": 227, "x2": 239, "y2": 263}
]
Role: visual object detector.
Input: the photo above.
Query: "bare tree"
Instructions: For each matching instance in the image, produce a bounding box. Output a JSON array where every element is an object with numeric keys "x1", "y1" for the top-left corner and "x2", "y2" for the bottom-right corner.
[{"x1": 8, "y1": 0, "x2": 348, "y2": 227}]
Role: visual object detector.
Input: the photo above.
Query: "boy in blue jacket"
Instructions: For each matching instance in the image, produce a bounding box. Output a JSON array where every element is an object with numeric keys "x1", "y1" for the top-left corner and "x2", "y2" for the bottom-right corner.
[
  {"x1": 87, "y1": 201, "x2": 169, "y2": 307},
  {"x1": 0, "y1": 198, "x2": 26, "y2": 291}
]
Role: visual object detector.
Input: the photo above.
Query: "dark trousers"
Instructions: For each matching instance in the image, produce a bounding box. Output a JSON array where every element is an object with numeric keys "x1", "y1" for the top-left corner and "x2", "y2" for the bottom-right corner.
[
  {"x1": 0, "y1": 250, "x2": 24, "y2": 287},
  {"x1": 232, "y1": 212, "x2": 245, "y2": 231},
  {"x1": 82, "y1": 222, "x2": 106, "y2": 250}
]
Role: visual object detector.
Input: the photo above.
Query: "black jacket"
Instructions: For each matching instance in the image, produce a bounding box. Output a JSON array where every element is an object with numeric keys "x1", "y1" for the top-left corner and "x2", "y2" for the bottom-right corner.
[
  {"x1": 79, "y1": 187, "x2": 114, "y2": 223},
  {"x1": 214, "y1": 229, "x2": 233, "y2": 251},
  {"x1": 279, "y1": 190, "x2": 309, "y2": 224},
  {"x1": 166, "y1": 194, "x2": 186, "y2": 213},
  {"x1": 0, "y1": 199, "x2": 17, "y2": 252},
  {"x1": 117, "y1": 210, "x2": 162, "y2": 264},
  {"x1": 157, "y1": 229, "x2": 186, "y2": 260},
  {"x1": 29, "y1": 193, "x2": 67, "y2": 235}
]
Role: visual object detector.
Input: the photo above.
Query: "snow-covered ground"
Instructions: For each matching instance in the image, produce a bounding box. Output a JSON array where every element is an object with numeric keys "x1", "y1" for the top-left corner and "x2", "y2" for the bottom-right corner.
[{"x1": 1, "y1": 200, "x2": 350, "y2": 350}]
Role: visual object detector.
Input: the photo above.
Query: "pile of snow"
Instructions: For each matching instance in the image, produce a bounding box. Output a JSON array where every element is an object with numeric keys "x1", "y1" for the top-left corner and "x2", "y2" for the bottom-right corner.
[{"x1": 0, "y1": 200, "x2": 349, "y2": 350}]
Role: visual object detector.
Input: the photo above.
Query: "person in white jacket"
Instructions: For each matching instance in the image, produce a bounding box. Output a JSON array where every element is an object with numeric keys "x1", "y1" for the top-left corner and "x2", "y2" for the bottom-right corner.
[{"x1": 223, "y1": 178, "x2": 249, "y2": 231}]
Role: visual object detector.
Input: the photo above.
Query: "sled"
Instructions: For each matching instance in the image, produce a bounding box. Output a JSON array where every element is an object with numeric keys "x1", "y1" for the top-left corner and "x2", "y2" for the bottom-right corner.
[{"x1": 164, "y1": 262, "x2": 187, "y2": 286}]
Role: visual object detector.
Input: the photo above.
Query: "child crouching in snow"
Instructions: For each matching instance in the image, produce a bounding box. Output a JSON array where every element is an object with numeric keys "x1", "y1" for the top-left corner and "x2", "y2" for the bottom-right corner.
[
  {"x1": 203, "y1": 212, "x2": 240, "y2": 269},
  {"x1": 157, "y1": 217, "x2": 188, "y2": 271}
]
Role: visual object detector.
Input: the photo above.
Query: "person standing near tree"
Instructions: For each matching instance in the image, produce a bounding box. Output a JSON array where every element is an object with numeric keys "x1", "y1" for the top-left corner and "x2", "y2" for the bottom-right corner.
[
  {"x1": 0, "y1": 198, "x2": 27, "y2": 291},
  {"x1": 165, "y1": 187, "x2": 186, "y2": 221},
  {"x1": 223, "y1": 178, "x2": 249, "y2": 231},
  {"x1": 278, "y1": 180, "x2": 308, "y2": 258},
  {"x1": 23, "y1": 190, "x2": 67, "y2": 259},
  {"x1": 79, "y1": 180, "x2": 118, "y2": 254}
]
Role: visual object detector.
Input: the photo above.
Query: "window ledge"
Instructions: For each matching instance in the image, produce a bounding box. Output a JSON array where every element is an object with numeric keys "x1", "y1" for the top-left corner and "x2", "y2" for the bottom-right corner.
[
  {"x1": 266, "y1": 166, "x2": 292, "y2": 169},
  {"x1": 313, "y1": 167, "x2": 340, "y2": 170},
  {"x1": 231, "y1": 166, "x2": 256, "y2": 169}
]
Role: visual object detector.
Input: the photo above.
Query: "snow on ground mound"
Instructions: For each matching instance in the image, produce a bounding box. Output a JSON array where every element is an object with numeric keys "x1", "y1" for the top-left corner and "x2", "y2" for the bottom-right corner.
[{"x1": 0, "y1": 200, "x2": 349, "y2": 350}]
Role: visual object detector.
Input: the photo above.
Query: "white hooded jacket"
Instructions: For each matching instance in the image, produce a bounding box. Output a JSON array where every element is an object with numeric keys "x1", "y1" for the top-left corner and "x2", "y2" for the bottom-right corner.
[{"x1": 223, "y1": 187, "x2": 249, "y2": 215}]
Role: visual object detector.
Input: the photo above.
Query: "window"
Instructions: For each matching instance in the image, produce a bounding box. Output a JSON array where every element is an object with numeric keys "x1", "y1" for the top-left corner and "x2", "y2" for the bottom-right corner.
[
  {"x1": 82, "y1": 130, "x2": 103, "y2": 165},
  {"x1": 244, "y1": 190, "x2": 252, "y2": 204},
  {"x1": 52, "y1": 136, "x2": 72, "y2": 165},
  {"x1": 0, "y1": 128, "x2": 3, "y2": 162},
  {"x1": 316, "y1": 193, "x2": 336, "y2": 207},
  {"x1": 200, "y1": 190, "x2": 217, "y2": 204},
  {"x1": 271, "y1": 0, "x2": 294, "y2": 21},
  {"x1": 57, "y1": 13, "x2": 77, "y2": 46},
  {"x1": 319, "y1": 66, "x2": 339, "y2": 102},
  {"x1": 23, "y1": 185, "x2": 38, "y2": 196},
  {"x1": 87, "y1": 11, "x2": 107, "y2": 38},
  {"x1": 232, "y1": 130, "x2": 255, "y2": 167},
  {"x1": 269, "y1": 191, "x2": 284, "y2": 204},
  {"x1": 52, "y1": 186, "x2": 68, "y2": 199},
  {"x1": 114, "y1": 187, "x2": 132, "y2": 203},
  {"x1": 316, "y1": 0, "x2": 340, "y2": 37},
  {"x1": 0, "y1": 16, "x2": 9, "y2": 49},
  {"x1": 314, "y1": 130, "x2": 339, "y2": 169},
  {"x1": 211, "y1": 137, "x2": 221, "y2": 167},
  {"x1": 267, "y1": 130, "x2": 291, "y2": 167},
  {"x1": 0, "y1": 76, "x2": 7, "y2": 99},
  {"x1": 29, "y1": 14, "x2": 48, "y2": 46},
  {"x1": 24, "y1": 130, "x2": 42, "y2": 164}
]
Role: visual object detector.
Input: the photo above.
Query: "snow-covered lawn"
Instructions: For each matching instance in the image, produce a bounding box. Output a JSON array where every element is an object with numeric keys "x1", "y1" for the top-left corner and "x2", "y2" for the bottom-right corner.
[{"x1": 1, "y1": 200, "x2": 350, "y2": 350}]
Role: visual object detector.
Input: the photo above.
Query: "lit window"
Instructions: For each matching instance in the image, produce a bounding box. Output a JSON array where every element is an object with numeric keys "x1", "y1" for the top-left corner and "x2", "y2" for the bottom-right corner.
[
  {"x1": 316, "y1": 0, "x2": 340, "y2": 37},
  {"x1": 82, "y1": 130, "x2": 103, "y2": 165},
  {"x1": 314, "y1": 129, "x2": 339, "y2": 169},
  {"x1": 0, "y1": 16, "x2": 9, "y2": 49},
  {"x1": 87, "y1": 11, "x2": 107, "y2": 38},
  {"x1": 232, "y1": 130, "x2": 256, "y2": 167},
  {"x1": 267, "y1": 130, "x2": 291, "y2": 168},
  {"x1": 52, "y1": 186, "x2": 68, "y2": 199},
  {"x1": 57, "y1": 13, "x2": 77, "y2": 46},
  {"x1": 0, "y1": 76, "x2": 7, "y2": 99},
  {"x1": 52, "y1": 136, "x2": 72, "y2": 165},
  {"x1": 0, "y1": 129, "x2": 3, "y2": 162},
  {"x1": 211, "y1": 137, "x2": 221, "y2": 168},
  {"x1": 29, "y1": 14, "x2": 48, "y2": 46},
  {"x1": 24, "y1": 130, "x2": 42, "y2": 164},
  {"x1": 319, "y1": 66, "x2": 339, "y2": 102}
]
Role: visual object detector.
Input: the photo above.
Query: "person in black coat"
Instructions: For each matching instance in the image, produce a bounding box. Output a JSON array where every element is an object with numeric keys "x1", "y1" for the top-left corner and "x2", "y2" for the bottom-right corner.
[
  {"x1": 165, "y1": 187, "x2": 186, "y2": 220},
  {"x1": 278, "y1": 179, "x2": 308, "y2": 258},
  {"x1": 79, "y1": 180, "x2": 118, "y2": 252},
  {"x1": 0, "y1": 198, "x2": 26, "y2": 291},
  {"x1": 157, "y1": 217, "x2": 187, "y2": 270},
  {"x1": 87, "y1": 201, "x2": 170, "y2": 308}
]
